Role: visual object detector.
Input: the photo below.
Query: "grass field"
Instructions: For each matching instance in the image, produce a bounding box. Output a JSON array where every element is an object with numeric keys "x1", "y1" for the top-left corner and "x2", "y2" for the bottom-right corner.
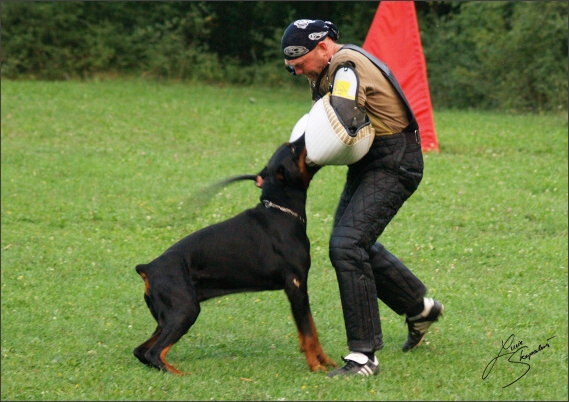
[{"x1": 1, "y1": 79, "x2": 567, "y2": 401}]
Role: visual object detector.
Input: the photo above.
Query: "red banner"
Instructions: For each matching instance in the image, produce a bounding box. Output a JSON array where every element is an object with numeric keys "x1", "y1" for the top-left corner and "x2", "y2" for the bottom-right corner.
[{"x1": 363, "y1": 1, "x2": 439, "y2": 152}]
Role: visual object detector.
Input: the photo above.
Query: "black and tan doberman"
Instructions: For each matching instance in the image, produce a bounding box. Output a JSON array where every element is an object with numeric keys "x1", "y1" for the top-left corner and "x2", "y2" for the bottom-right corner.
[{"x1": 133, "y1": 138, "x2": 336, "y2": 374}]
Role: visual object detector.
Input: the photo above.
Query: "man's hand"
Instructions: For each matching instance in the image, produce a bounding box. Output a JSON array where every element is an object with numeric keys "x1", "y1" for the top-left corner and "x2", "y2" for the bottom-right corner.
[{"x1": 255, "y1": 176, "x2": 264, "y2": 188}]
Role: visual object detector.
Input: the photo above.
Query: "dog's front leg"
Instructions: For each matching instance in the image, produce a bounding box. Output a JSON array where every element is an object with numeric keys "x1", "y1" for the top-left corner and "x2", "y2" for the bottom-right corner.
[{"x1": 284, "y1": 276, "x2": 337, "y2": 372}]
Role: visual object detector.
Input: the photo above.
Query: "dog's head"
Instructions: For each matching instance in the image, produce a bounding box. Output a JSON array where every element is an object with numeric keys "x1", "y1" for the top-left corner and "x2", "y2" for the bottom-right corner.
[{"x1": 259, "y1": 136, "x2": 320, "y2": 193}]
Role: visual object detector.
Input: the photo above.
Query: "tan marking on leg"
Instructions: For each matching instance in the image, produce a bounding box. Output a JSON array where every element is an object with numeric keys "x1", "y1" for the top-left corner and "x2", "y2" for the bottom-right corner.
[
  {"x1": 296, "y1": 327, "x2": 306, "y2": 353},
  {"x1": 294, "y1": 312, "x2": 337, "y2": 371},
  {"x1": 160, "y1": 345, "x2": 184, "y2": 375},
  {"x1": 302, "y1": 314, "x2": 337, "y2": 371}
]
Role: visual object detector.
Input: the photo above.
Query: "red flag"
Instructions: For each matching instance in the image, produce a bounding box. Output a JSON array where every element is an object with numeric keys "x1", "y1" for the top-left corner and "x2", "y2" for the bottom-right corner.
[{"x1": 363, "y1": 1, "x2": 439, "y2": 152}]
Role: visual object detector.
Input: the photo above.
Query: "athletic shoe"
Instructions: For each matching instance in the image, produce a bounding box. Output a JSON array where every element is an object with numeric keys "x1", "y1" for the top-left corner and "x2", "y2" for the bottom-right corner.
[
  {"x1": 326, "y1": 353, "x2": 379, "y2": 378},
  {"x1": 402, "y1": 298, "x2": 444, "y2": 352}
]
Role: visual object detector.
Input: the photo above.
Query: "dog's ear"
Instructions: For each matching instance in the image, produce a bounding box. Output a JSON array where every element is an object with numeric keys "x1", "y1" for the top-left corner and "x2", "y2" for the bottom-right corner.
[
  {"x1": 297, "y1": 146, "x2": 321, "y2": 189},
  {"x1": 291, "y1": 135, "x2": 306, "y2": 156}
]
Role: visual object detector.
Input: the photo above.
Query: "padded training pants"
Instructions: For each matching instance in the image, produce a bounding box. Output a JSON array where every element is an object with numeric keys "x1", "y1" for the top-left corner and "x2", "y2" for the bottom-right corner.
[{"x1": 329, "y1": 132, "x2": 427, "y2": 353}]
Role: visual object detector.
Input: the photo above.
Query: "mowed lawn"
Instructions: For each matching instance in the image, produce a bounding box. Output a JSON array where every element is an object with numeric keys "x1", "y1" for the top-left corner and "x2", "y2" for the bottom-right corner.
[{"x1": 1, "y1": 79, "x2": 567, "y2": 401}]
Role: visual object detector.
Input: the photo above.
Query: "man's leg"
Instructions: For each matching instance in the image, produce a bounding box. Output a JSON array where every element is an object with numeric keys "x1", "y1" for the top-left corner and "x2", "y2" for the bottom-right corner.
[
  {"x1": 369, "y1": 242, "x2": 426, "y2": 316},
  {"x1": 327, "y1": 167, "x2": 406, "y2": 377},
  {"x1": 369, "y1": 242, "x2": 443, "y2": 351}
]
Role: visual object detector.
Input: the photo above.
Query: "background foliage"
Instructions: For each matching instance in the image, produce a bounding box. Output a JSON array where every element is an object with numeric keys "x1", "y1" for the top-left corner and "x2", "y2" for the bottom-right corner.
[{"x1": 1, "y1": 1, "x2": 567, "y2": 112}]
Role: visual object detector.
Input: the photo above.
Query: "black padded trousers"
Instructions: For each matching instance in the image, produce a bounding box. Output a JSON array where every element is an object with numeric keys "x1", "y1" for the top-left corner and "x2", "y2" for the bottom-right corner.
[{"x1": 329, "y1": 132, "x2": 427, "y2": 353}]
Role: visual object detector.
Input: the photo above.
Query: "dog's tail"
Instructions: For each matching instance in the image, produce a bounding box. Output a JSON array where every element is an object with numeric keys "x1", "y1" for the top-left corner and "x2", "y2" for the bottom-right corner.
[
  {"x1": 187, "y1": 174, "x2": 258, "y2": 211},
  {"x1": 202, "y1": 174, "x2": 258, "y2": 197},
  {"x1": 210, "y1": 174, "x2": 258, "y2": 190}
]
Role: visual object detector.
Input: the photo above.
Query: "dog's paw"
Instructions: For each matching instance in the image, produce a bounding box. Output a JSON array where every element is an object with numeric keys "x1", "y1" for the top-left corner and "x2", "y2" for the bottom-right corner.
[
  {"x1": 308, "y1": 363, "x2": 329, "y2": 373},
  {"x1": 319, "y1": 354, "x2": 337, "y2": 368}
]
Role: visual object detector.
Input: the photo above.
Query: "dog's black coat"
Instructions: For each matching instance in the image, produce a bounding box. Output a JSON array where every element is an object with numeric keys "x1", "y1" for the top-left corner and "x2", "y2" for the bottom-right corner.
[{"x1": 133, "y1": 139, "x2": 335, "y2": 374}]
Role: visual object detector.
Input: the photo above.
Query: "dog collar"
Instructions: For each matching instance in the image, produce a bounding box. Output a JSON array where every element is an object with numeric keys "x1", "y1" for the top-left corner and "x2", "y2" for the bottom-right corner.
[{"x1": 262, "y1": 200, "x2": 306, "y2": 224}]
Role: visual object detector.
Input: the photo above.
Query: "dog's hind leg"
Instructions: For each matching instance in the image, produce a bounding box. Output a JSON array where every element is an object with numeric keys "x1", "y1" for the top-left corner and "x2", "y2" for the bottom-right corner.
[
  {"x1": 133, "y1": 325, "x2": 162, "y2": 366},
  {"x1": 143, "y1": 282, "x2": 201, "y2": 375},
  {"x1": 136, "y1": 266, "x2": 162, "y2": 322},
  {"x1": 144, "y1": 306, "x2": 200, "y2": 375},
  {"x1": 134, "y1": 266, "x2": 164, "y2": 365},
  {"x1": 284, "y1": 277, "x2": 337, "y2": 371}
]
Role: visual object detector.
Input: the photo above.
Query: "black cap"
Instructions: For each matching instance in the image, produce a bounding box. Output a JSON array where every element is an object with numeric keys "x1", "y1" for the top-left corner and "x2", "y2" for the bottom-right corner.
[{"x1": 281, "y1": 19, "x2": 339, "y2": 60}]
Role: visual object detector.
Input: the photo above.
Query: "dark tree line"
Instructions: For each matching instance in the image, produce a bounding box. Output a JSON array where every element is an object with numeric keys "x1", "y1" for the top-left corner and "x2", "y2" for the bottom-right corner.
[{"x1": 1, "y1": 1, "x2": 567, "y2": 111}]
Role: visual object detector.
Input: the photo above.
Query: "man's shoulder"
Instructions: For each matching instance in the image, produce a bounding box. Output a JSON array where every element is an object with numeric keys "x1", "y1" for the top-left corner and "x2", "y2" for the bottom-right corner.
[{"x1": 332, "y1": 45, "x2": 375, "y2": 67}]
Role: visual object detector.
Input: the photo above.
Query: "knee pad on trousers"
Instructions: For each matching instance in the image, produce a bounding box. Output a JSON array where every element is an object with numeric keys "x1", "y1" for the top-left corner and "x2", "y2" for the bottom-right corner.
[{"x1": 329, "y1": 233, "x2": 371, "y2": 275}]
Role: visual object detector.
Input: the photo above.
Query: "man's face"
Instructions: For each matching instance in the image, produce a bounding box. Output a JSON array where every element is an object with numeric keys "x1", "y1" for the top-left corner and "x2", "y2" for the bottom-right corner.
[{"x1": 285, "y1": 44, "x2": 328, "y2": 82}]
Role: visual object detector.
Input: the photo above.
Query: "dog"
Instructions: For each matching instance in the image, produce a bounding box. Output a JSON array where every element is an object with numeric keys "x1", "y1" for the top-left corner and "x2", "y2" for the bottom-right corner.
[{"x1": 133, "y1": 138, "x2": 336, "y2": 374}]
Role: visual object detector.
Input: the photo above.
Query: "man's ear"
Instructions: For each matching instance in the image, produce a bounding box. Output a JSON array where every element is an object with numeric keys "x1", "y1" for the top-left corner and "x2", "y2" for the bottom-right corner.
[{"x1": 316, "y1": 40, "x2": 329, "y2": 54}]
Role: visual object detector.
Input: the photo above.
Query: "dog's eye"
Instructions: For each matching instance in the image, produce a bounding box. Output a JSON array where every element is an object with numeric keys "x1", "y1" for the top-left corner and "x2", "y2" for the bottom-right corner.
[{"x1": 276, "y1": 166, "x2": 286, "y2": 183}]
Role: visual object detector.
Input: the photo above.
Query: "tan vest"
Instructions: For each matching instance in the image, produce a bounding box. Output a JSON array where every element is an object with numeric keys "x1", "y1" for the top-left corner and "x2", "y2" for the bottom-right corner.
[{"x1": 315, "y1": 48, "x2": 410, "y2": 136}]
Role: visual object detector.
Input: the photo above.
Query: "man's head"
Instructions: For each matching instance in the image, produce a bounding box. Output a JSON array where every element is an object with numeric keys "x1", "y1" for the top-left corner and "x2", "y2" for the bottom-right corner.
[{"x1": 281, "y1": 19, "x2": 340, "y2": 81}]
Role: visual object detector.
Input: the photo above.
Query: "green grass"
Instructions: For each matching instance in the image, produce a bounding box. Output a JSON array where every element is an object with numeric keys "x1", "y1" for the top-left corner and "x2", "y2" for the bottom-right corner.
[{"x1": 1, "y1": 79, "x2": 567, "y2": 401}]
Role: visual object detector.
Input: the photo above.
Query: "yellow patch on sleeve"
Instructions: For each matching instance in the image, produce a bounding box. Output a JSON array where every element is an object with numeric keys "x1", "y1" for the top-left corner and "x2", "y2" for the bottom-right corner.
[{"x1": 332, "y1": 80, "x2": 355, "y2": 100}]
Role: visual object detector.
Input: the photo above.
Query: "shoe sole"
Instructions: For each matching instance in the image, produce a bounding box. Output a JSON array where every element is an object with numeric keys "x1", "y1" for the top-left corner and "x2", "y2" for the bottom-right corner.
[{"x1": 404, "y1": 303, "x2": 444, "y2": 352}]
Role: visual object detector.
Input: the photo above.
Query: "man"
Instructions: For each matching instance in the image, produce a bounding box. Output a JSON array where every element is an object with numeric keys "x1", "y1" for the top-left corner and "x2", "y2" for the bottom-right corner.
[{"x1": 260, "y1": 19, "x2": 443, "y2": 378}]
